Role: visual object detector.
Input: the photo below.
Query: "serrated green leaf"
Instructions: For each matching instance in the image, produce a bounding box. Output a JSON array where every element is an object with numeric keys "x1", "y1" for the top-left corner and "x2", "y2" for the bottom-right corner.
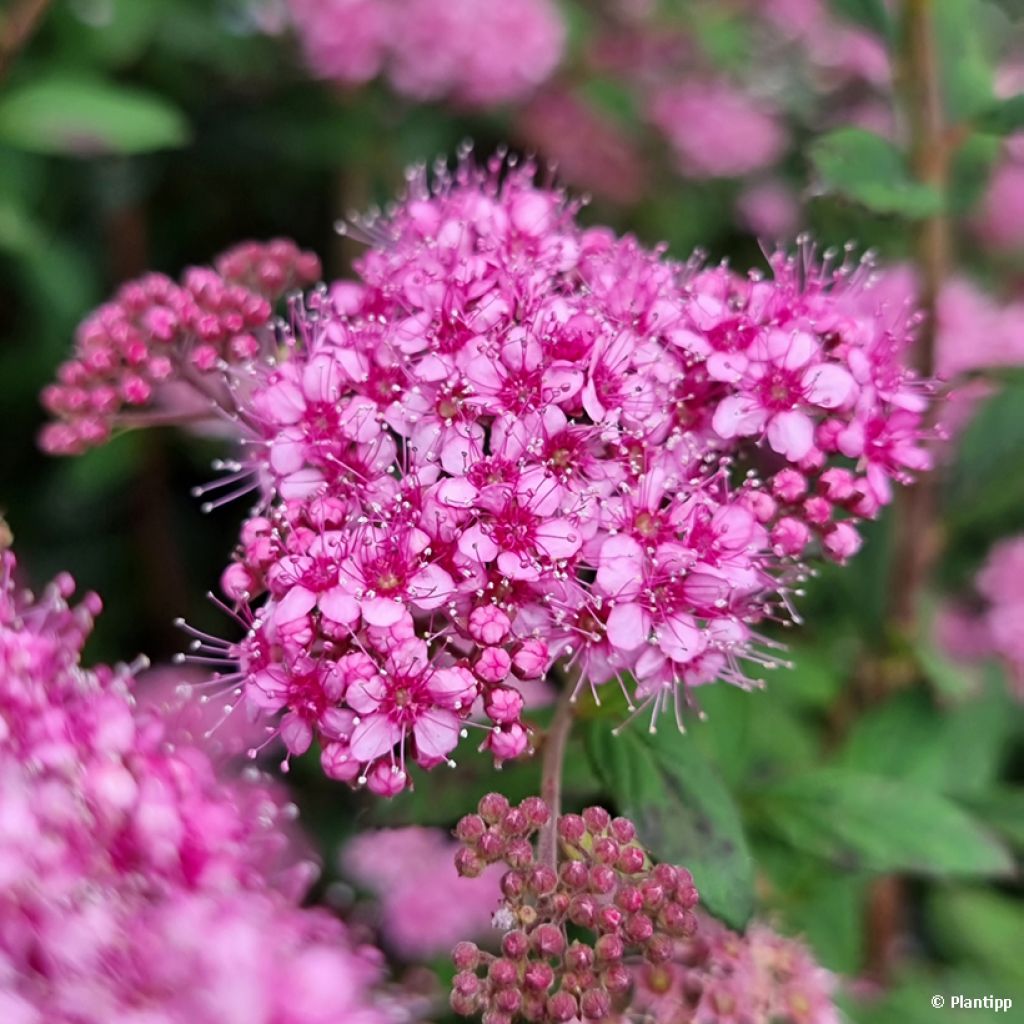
[
  {"x1": 584, "y1": 721, "x2": 754, "y2": 928},
  {"x1": 809, "y1": 128, "x2": 943, "y2": 218},
  {"x1": 0, "y1": 76, "x2": 190, "y2": 156},
  {"x1": 755, "y1": 769, "x2": 1012, "y2": 876}
]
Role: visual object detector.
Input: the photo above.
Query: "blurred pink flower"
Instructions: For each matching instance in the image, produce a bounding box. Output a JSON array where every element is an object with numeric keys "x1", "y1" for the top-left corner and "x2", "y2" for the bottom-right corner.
[
  {"x1": 517, "y1": 89, "x2": 647, "y2": 204},
  {"x1": 344, "y1": 827, "x2": 502, "y2": 959},
  {"x1": 649, "y1": 81, "x2": 787, "y2": 179},
  {"x1": 737, "y1": 180, "x2": 800, "y2": 239}
]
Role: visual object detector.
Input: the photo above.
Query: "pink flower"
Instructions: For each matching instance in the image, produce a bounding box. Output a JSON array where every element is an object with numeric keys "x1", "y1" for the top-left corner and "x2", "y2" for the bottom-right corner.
[
  {"x1": 343, "y1": 828, "x2": 501, "y2": 959},
  {"x1": 649, "y1": 80, "x2": 787, "y2": 179},
  {"x1": 346, "y1": 639, "x2": 477, "y2": 772}
]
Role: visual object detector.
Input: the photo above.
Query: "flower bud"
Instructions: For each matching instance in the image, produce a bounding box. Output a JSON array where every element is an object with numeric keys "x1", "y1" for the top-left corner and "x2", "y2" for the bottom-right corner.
[
  {"x1": 582, "y1": 806, "x2": 610, "y2": 834},
  {"x1": 453, "y1": 942, "x2": 481, "y2": 972},
  {"x1": 479, "y1": 793, "x2": 511, "y2": 824},
  {"x1": 502, "y1": 930, "x2": 530, "y2": 960},
  {"x1": 580, "y1": 989, "x2": 612, "y2": 1020},
  {"x1": 531, "y1": 923, "x2": 565, "y2": 959},
  {"x1": 546, "y1": 992, "x2": 578, "y2": 1023},
  {"x1": 558, "y1": 814, "x2": 586, "y2": 843}
]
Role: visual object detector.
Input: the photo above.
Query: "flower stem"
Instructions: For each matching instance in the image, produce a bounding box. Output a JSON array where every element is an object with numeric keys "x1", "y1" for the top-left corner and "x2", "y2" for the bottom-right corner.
[
  {"x1": 888, "y1": 0, "x2": 950, "y2": 639},
  {"x1": 537, "y1": 678, "x2": 576, "y2": 871}
]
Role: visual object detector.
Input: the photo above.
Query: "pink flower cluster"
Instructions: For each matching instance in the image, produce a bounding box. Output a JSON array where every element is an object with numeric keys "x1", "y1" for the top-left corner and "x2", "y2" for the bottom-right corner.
[
  {"x1": 43, "y1": 161, "x2": 930, "y2": 794},
  {"x1": 629, "y1": 916, "x2": 840, "y2": 1024},
  {"x1": 285, "y1": 0, "x2": 565, "y2": 107},
  {"x1": 343, "y1": 827, "x2": 502, "y2": 960},
  {"x1": 40, "y1": 239, "x2": 321, "y2": 456},
  {"x1": 0, "y1": 549, "x2": 391, "y2": 1024}
]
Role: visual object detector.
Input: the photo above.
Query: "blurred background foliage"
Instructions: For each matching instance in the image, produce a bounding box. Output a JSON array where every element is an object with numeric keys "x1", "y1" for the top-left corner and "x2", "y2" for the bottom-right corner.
[{"x1": 2, "y1": 0, "x2": 1023, "y2": 1020}]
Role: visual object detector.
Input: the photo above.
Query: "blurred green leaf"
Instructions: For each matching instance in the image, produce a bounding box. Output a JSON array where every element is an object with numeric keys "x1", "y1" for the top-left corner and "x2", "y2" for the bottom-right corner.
[
  {"x1": 974, "y1": 93, "x2": 1024, "y2": 134},
  {"x1": 836, "y1": 681, "x2": 1011, "y2": 795},
  {"x1": 948, "y1": 133, "x2": 1001, "y2": 215},
  {"x1": 809, "y1": 128, "x2": 942, "y2": 217},
  {"x1": 927, "y1": 887, "x2": 1024, "y2": 987},
  {"x1": 933, "y1": 0, "x2": 996, "y2": 122},
  {"x1": 585, "y1": 721, "x2": 754, "y2": 929},
  {"x1": 963, "y1": 787, "x2": 1024, "y2": 849},
  {"x1": 0, "y1": 76, "x2": 190, "y2": 156},
  {"x1": 829, "y1": 0, "x2": 893, "y2": 41},
  {"x1": 948, "y1": 383, "x2": 1024, "y2": 536},
  {"x1": 847, "y1": 968, "x2": 1021, "y2": 1024},
  {"x1": 756, "y1": 769, "x2": 1013, "y2": 876}
]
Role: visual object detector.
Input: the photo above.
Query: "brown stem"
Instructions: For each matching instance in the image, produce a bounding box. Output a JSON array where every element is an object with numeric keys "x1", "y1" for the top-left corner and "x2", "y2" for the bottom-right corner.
[
  {"x1": 0, "y1": 0, "x2": 49, "y2": 81},
  {"x1": 863, "y1": 0, "x2": 952, "y2": 986},
  {"x1": 887, "y1": 0, "x2": 951, "y2": 639},
  {"x1": 536, "y1": 678, "x2": 577, "y2": 872}
]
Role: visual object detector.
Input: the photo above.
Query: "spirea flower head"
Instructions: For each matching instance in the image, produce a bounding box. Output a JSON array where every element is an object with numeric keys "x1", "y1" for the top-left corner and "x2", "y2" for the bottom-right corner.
[
  {"x1": 0, "y1": 548, "x2": 392, "y2": 1024},
  {"x1": 285, "y1": 0, "x2": 565, "y2": 107},
  {"x1": 344, "y1": 827, "x2": 503, "y2": 959},
  {"x1": 42, "y1": 155, "x2": 932, "y2": 794}
]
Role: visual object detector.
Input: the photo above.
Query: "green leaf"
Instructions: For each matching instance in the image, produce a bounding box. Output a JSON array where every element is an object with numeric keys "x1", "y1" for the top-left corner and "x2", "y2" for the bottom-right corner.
[
  {"x1": 948, "y1": 383, "x2": 1024, "y2": 536},
  {"x1": 933, "y1": 0, "x2": 996, "y2": 122},
  {"x1": 948, "y1": 133, "x2": 1001, "y2": 215},
  {"x1": 962, "y1": 787, "x2": 1024, "y2": 849},
  {"x1": 0, "y1": 76, "x2": 190, "y2": 157},
  {"x1": 836, "y1": 681, "x2": 1012, "y2": 795},
  {"x1": 755, "y1": 769, "x2": 1013, "y2": 876},
  {"x1": 973, "y1": 93, "x2": 1024, "y2": 135},
  {"x1": 829, "y1": 0, "x2": 893, "y2": 41},
  {"x1": 809, "y1": 128, "x2": 942, "y2": 218},
  {"x1": 584, "y1": 721, "x2": 754, "y2": 929},
  {"x1": 927, "y1": 887, "x2": 1024, "y2": 987}
]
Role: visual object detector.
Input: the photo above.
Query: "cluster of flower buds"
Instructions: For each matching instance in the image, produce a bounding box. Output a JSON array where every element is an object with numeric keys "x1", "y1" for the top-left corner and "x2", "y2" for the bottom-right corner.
[
  {"x1": 40, "y1": 239, "x2": 320, "y2": 455},
  {"x1": 450, "y1": 795, "x2": 699, "y2": 1023},
  {"x1": 42, "y1": 156, "x2": 932, "y2": 793}
]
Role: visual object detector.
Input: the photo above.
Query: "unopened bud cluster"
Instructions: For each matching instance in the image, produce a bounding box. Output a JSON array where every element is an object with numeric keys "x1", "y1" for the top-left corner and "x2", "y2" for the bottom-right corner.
[{"x1": 450, "y1": 794, "x2": 699, "y2": 1023}]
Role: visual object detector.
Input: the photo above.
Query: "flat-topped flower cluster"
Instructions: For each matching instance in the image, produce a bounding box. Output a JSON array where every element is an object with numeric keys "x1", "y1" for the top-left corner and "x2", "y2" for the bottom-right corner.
[{"x1": 41, "y1": 159, "x2": 931, "y2": 794}]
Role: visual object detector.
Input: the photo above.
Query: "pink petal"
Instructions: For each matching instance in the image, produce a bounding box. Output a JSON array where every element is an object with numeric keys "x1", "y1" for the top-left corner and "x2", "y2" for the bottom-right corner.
[
  {"x1": 349, "y1": 714, "x2": 402, "y2": 761},
  {"x1": 408, "y1": 564, "x2": 455, "y2": 610},
  {"x1": 658, "y1": 615, "x2": 707, "y2": 663},
  {"x1": 606, "y1": 603, "x2": 651, "y2": 651},
  {"x1": 280, "y1": 712, "x2": 313, "y2": 755},
  {"x1": 362, "y1": 596, "x2": 405, "y2": 627},
  {"x1": 765, "y1": 329, "x2": 817, "y2": 369},
  {"x1": 413, "y1": 710, "x2": 461, "y2": 759},
  {"x1": 766, "y1": 410, "x2": 814, "y2": 460},
  {"x1": 262, "y1": 380, "x2": 305, "y2": 424},
  {"x1": 802, "y1": 363, "x2": 855, "y2": 409},
  {"x1": 347, "y1": 675, "x2": 385, "y2": 715},
  {"x1": 712, "y1": 395, "x2": 766, "y2": 440},
  {"x1": 274, "y1": 586, "x2": 316, "y2": 625},
  {"x1": 435, "y1": 477, "x2": 479, "y2": 508},
  {"x1": 534, "y1": 518, "x2": 582, "y2": 560},
  {"x1": 458, "y1": 524, "x2": 499, "y2": 563},
  {"x1": 706, "y1": 352, "x2": 748, "y2": 383},
  {"x1": 302, "y1": 352, "x2": 343, "y2": 403},
  {"x1": 596, "y1": 535, "x2": 644, "y2": 599},
  {"x1": 320, "y1": 586, "x2": 360, "y2": 625}
]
